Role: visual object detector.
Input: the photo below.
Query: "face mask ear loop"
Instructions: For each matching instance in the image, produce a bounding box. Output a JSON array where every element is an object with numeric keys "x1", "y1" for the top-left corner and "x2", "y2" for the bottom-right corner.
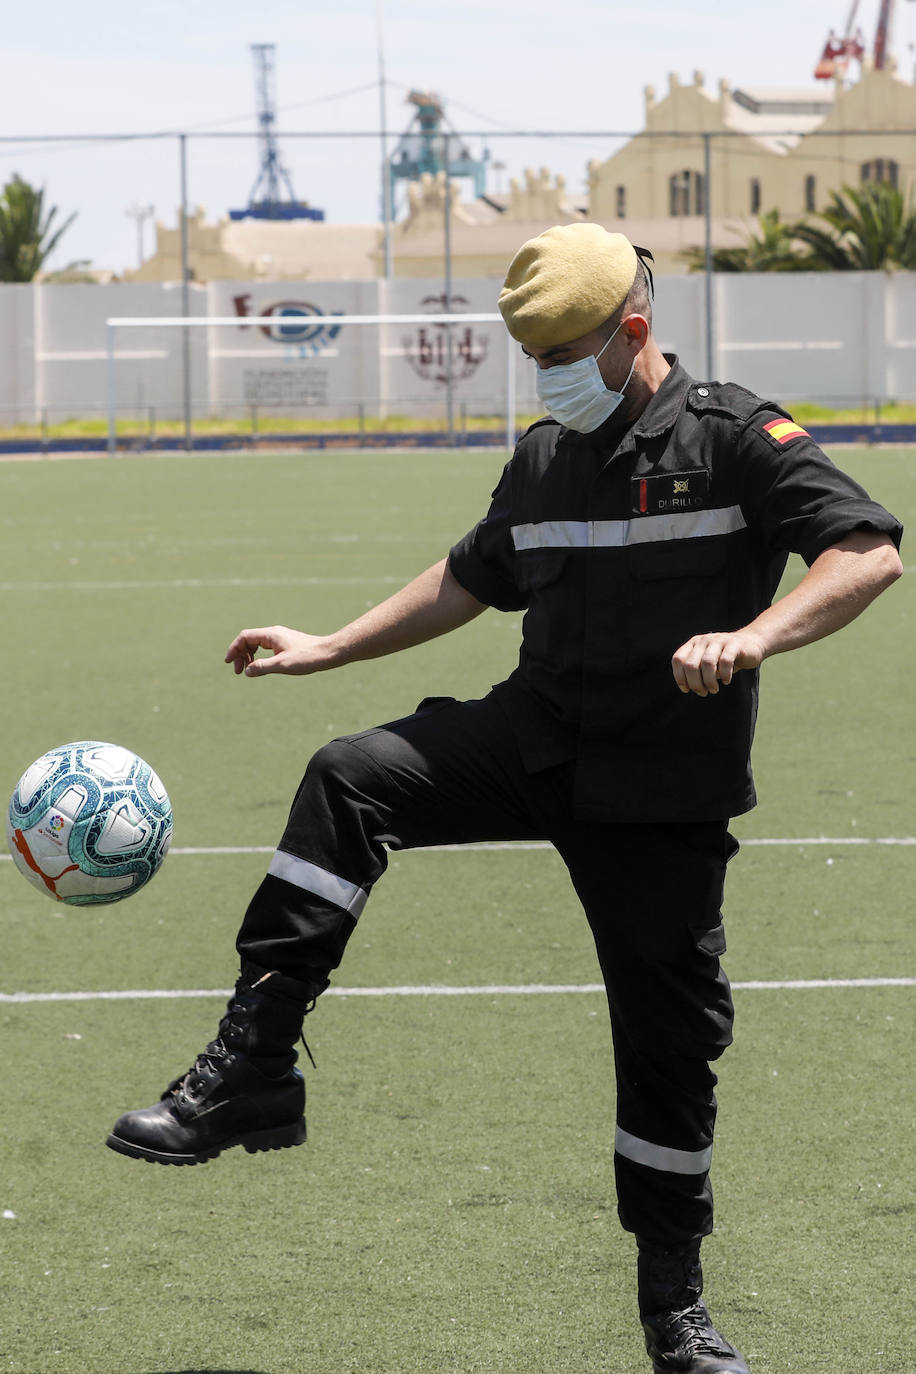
[
  {"x1": 598, "y1": 321, "x2": 639, "y2": 395},
  {"x1": 594, "y1": 321, "x2": 622, "y2": 364}
]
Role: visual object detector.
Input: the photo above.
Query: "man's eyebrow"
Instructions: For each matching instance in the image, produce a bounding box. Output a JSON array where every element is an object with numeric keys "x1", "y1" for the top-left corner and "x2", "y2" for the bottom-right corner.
[{"x1": 528, "y1": 344, "x2": 573, "y2": 362}]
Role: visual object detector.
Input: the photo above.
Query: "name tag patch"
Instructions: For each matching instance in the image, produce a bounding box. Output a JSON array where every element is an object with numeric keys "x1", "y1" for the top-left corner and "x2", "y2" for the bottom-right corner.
[{"x1": 632, "y1": 470, "x2": 710, "y2": 515}]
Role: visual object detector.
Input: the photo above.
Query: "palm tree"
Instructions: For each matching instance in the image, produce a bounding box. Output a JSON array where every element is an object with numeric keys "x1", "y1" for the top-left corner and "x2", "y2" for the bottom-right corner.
[
  {"x1": 790, "y1": 181, "x2": 916, "y2": 270},
  {"x1": 0, "y1": 174, "x2": 86, "y2": 282},
  {"x1": 681, "y1": 210, "x2": 824, "y2": 273}
]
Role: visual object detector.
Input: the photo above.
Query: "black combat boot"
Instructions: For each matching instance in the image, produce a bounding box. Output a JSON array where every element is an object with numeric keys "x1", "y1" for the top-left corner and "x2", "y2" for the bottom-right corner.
[
  {"x1": 106, "y1": 962, "x2": 327, "y2": 1166},
  {"x1": 638, "y1": 1241, "x2": 750, "y2": 1373}
]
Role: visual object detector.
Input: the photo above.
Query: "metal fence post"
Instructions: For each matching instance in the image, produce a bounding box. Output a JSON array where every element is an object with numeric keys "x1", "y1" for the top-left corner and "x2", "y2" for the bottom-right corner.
[
  {"x1": 179, "y1": 133, "x2": 192, "y2": 452},
  {"x1": 703, "y1": 132, "x2": 714, "y2": 382},
  {"x1": 505, "y1": 331, "x2": 516, "y2": 454},
  {"x1": 444, "y1": 132, "x2": 455, "y2": 447},
  {"x1": 106, "y1": 321, "x2": 117, "y2": 455}
]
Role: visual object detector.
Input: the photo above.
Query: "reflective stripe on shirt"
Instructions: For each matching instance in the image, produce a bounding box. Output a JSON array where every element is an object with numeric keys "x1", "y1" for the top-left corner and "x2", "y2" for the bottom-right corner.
[{"x1": 511, "y1": 506, "x2": 747, "y2": 551}]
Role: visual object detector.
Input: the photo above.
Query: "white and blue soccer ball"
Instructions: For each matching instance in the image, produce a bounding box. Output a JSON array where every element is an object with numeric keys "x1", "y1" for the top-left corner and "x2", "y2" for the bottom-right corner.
[{"x1": 6, "y1": 741, "x2": 172, "y2": 906}]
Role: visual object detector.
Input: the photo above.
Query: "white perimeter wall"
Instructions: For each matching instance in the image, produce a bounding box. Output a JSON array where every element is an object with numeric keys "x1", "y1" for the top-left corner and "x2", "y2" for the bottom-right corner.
[{"x1": 0, "y1": 272, "x2": 913, "y2": 425}]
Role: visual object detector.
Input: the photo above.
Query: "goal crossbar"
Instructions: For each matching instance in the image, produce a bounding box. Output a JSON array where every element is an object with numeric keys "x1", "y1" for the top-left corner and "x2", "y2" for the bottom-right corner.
[{"x1": 106, "y1": 314, "x2": 505, "y2": 327}]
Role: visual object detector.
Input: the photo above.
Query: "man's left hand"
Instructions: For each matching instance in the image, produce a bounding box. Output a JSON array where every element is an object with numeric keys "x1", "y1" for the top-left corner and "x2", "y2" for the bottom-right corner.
[
  {"x1": 672, "y1": 532, "x2": 902, "y2": 697},
  {"x1": 671, "y1": 631, "x2": 766, "y2": 696}
]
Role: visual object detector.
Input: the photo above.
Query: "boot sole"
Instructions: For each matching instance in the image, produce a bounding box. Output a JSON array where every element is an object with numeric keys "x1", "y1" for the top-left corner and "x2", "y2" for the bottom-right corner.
[
  {"x1": 650, "y1": 1354, "x2": 749, "y2": 1374},
  {"x1": 651, "y1": 1365, "x2": 748, "y2": 1374},
  {"x1": 105, "y1": 1117, "x2": 307, "y2": 1165}
]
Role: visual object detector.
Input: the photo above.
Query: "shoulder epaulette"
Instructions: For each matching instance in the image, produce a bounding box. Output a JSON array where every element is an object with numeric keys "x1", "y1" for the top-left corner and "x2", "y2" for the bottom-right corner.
[{"x1": 686, "y1": 381, "x2": 770, "y2": 422}]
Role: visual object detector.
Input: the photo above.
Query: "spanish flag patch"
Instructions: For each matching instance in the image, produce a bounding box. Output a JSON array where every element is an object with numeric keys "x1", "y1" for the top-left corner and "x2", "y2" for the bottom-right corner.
[{"x1": 763, "y1": 418, "x2": 810, "y2": 445}]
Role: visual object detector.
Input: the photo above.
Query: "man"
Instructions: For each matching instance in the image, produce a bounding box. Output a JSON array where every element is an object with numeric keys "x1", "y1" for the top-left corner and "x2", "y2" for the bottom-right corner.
[{"x1": 107, "y1": 224, "x2": 903, "y2": 1374}]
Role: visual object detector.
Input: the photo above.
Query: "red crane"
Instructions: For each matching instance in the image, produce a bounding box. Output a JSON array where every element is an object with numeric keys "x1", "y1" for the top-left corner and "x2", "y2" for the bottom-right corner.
[
  {"x1": 872, "y1": 0, "x2": 895, "y2": 67},
  {"x1": 814, "y1": 0, "x2": 904, "y2": 79},
  {"x1": 814, "y1": 0, "x2": 866, "y2": 78}
]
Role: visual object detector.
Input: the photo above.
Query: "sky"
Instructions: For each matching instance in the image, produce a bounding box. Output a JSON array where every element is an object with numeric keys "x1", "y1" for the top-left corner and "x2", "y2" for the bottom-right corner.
[{"x1": 4, "y1": 0, "x2": 916, "y2": 275}]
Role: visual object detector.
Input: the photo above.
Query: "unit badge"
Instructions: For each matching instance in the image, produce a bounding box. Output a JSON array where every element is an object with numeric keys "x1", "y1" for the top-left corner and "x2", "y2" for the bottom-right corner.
[{"x1": 632, "y1": 470, "x2": 710, "y2": 514}]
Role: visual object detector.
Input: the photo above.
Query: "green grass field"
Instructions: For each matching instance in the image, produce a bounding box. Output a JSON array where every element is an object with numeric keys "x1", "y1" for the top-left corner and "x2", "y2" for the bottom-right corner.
[{"x1": 0, "y1": 446, "x2": 913, "y2": 1374}]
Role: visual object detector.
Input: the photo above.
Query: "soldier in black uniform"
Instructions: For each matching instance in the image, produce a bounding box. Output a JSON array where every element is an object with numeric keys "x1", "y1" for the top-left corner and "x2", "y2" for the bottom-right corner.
[{"x1": 107, "y1": 225, "x2": 903, "y2": 1374}]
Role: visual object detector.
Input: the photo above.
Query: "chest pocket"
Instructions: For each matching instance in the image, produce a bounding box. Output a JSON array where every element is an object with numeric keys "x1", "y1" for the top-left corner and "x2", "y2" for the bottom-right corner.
[
  {"x1": 515, "y1": 550, "x2": 569, "y2": 592},
  {"x1": 627, "y1": 538, "x2": 726, "y2": 580},
  {"x1": 625, "y1": 537, "x2": 729, "y2": 664}
]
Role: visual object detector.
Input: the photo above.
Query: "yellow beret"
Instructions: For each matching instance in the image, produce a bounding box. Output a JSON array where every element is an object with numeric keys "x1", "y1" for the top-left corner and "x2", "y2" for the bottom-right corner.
[{"x1": 498, "y1": 224, "x2": 638, "y2": 348}]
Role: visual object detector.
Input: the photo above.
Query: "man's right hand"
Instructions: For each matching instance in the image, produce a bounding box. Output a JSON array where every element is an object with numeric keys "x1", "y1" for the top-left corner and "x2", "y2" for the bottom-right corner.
[{"x1": 225, "y1": 626, "x2": 337, "y2": 678}]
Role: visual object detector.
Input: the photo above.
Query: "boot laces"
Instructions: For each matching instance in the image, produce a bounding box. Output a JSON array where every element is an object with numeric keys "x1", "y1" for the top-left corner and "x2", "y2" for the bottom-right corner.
[
  {"x1": 166, "y1": 998, "x2": 248, "y2": 1099},
  {"x1": 299, "y1": 1029, "x2": 317, "y2": 1070},
  {"x1": 663, "y1": 1303, "x2": 734, "y2": 1357},
  {"x1": 168, "y1": 1039, "x2": 229, "y2": 1100},
  {"x1": 166, "y1": 992, "x2": 316, "y2": 1097}
]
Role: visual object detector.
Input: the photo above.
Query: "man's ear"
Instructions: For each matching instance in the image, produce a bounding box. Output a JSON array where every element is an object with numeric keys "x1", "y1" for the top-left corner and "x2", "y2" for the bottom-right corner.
[{"x1": 622, "y1": 314, "x2": 650, "y2": 350}]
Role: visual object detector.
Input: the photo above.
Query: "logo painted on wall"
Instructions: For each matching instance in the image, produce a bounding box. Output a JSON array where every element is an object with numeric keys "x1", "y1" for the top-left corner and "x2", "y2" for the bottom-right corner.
[
  {"x1": 233, "y1": 295, "x2": 343, "y2": 355},
  {"x1": 403, "y1": 295, "x2": 488, "y2": 387}
]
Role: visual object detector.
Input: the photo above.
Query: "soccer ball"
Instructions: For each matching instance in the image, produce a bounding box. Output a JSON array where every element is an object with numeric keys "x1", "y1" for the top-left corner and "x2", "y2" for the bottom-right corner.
[{"x1": 6, "y1": 741, "x2": 172, "y2": 906}]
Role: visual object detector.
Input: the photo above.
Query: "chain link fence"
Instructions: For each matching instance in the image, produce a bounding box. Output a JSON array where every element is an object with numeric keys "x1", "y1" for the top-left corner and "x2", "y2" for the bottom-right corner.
[{"x1": 1, "y1": 122, "x2": 914, "y2": 448}]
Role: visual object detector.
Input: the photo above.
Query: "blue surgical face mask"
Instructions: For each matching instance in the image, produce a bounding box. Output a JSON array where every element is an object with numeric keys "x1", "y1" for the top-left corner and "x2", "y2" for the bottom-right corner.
[{"x1": 535, "y1": 321, "x2": 637, "y2": 433}]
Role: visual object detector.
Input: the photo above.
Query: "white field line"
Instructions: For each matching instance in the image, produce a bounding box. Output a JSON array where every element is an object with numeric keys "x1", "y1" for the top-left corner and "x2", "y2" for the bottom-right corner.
[
  {"x1": 171, "y1": 836, "x2": 916, "y2": 854},
  {"x1": 1, "y1": 836, "x2": 914, "y2": 869},
  {"x1": 0, "y1": 977, "x2": 914, "y2": 1006},
  {"x1": 6, "y1": 534, "x2": 433, "y2": 550},
  {"x1": 732, "y1": 836, "x2": 916, "y2": 847},
  {"x1": 5, "y1": 841, "x2": 911, "y2": 1002}
]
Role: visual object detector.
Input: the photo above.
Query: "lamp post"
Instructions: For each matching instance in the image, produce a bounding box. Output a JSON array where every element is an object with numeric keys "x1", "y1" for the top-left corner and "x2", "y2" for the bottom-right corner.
[{"x1": 125, "y1": 202, "x2": 155, "y2": 270}]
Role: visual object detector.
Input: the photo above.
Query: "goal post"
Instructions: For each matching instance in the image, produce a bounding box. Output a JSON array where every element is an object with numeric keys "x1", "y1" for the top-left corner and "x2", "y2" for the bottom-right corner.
[{"x1": 104, "y1": 312, "x2": 522, "y2": 454}]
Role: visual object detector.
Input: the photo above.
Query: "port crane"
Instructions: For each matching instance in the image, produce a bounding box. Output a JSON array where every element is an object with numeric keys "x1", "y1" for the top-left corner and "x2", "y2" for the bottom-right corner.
[{"x1": 814, "y1": 0, "x2": 912, "y2": 79}]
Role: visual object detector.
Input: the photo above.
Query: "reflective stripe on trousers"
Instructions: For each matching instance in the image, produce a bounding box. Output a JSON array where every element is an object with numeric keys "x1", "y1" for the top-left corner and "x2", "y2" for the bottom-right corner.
[{"x1": 615, "y1": 1126, "x2": 714, "y2": 1176}]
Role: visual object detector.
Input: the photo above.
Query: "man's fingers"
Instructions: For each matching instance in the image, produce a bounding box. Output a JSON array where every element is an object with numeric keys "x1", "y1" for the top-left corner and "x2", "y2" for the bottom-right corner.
[
  {"x1": 225, "y1": 628, "x2": 267, "y2": 664},
  {"x1": 225, "y1": 643, "x2": 254, "y2": 675},
  {"x1": 716, "y1": 643, "x2": 737, "y2": 686},
  {"x1": 243, "y1": 652, "x2": 284, "y2": 678},
  {"x1": 225, "y1": 627, "x2": 287, "y2": 676},
  {"x1": 672, "y1": 635, "x2": 742, "y2": 696},
  {"x1": 225, "y1": 625, "x2": 330, "y2": 678},
  {"x1": 672, "y1": 638, "x2": 711, "y2": 695}
]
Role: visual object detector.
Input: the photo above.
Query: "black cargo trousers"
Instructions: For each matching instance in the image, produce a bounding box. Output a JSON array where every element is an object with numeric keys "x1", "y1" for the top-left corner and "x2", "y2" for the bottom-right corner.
[{"x1": 237, "y1": 693, "x2": 738, "y2": 1247}]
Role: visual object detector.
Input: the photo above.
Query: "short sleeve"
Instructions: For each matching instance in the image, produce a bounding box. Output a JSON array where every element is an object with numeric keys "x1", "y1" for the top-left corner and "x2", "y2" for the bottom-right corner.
[
  {"x1": 447, "y1": 461, "x2": 527, "y2": 612},
  {"x1": 736, "y1": 410, "x2": 903, "y2": 564}
]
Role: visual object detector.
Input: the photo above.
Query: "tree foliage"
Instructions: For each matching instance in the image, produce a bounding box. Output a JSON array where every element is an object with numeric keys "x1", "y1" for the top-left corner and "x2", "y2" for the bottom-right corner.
[
  {"x1": 683, "y1": 182, "x2": 916, "y2": 274},
  {"x1": 0, "y1": 174, "x2": 84, "y2": 282},
  {"x1": 681, "y1": 209, "x2": 821, "y2": 273},
  {"x1": 790, "y1": 182, "x2": 916, "y2": 270}
]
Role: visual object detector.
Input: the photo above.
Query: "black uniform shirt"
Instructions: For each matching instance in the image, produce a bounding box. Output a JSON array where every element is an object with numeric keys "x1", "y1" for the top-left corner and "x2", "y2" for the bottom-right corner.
[{"x1": 448, "y1": 357, "x2": 903, "y2": 823}]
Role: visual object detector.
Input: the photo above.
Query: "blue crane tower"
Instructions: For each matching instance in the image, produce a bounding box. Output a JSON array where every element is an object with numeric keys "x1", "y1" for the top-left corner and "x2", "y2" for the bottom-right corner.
[
  {"x1": 387, "y1": 90, "x2": 489, "y2": 208},
  {"x1": 229, "y1": 43, "x2": 325, "y2": 222}
]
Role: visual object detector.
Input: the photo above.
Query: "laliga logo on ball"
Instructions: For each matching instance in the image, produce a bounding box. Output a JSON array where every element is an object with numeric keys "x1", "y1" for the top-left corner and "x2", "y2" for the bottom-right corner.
[{"x1": 6, "y1": 742, "x2": 172, "y2": 906}]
